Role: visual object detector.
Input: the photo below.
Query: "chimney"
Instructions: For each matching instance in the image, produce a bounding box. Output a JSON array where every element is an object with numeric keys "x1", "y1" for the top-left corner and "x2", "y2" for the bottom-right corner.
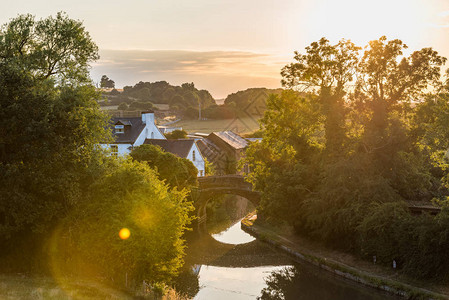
[{"x1": 141, "y1": 110, "x2": 155, "y2": 125}]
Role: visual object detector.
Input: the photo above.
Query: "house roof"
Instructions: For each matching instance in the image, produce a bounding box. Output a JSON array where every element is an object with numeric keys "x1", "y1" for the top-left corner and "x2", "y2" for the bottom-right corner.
[
  {"x1": 115, "y1": 119, "x2": 132, "y2": 126},
  {"x1": 143, "y1": 139, "x2": 195, "y2": 158},
  {"x1": 210, "y1": 131, "x2": 248, "y2": 150},
  {"x1": 196, "y1": 138, "x2": 221, "y2": 161},
  {"x1": 110, "y1": 117, "x2": 145, "y2": 144}
]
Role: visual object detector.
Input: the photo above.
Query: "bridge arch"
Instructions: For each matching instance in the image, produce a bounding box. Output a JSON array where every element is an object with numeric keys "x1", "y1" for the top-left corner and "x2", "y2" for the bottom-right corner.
[{"x1": 194, "y1": 175, "x2": 260, "y2": 233}]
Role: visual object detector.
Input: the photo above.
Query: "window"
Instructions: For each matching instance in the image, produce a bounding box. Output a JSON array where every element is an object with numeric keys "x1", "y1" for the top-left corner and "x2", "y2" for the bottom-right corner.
[
  {"x1": 151, "y1": 132, "x2": 154, "y2": 139},
  {"x1": 110, "y1": 145, "x2": 118, "y2": 157},
  {"x1": 115, "y1": 125, "x2": 124, "y2": 134},
  {"x1": 192, "y1": 150, "x2": 196, "y2": 161},
  {"x1": 199, "y1": 170, "x2": 203, "y2": 176}
]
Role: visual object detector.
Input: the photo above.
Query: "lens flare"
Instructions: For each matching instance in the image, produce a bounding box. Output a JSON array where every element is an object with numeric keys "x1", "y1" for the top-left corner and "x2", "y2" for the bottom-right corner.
[{"x1": 119, "y1": 228, "x2": 131, "y2": 240}]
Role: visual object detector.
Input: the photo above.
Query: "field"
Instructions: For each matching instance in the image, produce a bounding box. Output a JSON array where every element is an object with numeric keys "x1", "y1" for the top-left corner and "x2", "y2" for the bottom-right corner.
[{"x1": 174, "y1": 117, "x2": 261, "y2": 135}]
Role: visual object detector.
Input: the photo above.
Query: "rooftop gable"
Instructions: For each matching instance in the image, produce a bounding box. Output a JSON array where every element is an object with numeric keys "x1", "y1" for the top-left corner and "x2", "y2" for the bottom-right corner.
[
  {"x1": 109, "y1": 117, "x2": 145, "y2": 144},
  {"x1": 143, "y1": 139, "x2": 195, "y2": 158},
  {"x1": 209, "y1": 131, "x2": 248, "y2": 150}
]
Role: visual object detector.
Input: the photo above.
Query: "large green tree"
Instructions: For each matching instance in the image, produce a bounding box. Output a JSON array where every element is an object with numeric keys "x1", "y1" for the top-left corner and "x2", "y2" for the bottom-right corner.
[
  {"x1": 0, "y1": 12, "x2": 98, "y2": 84},
  {"x1": 245, "y1": 37, "x2": 449, "y2": 272},
  {"x1": 56, "y1": 161, "x2": 194, "y2": 285},
  {"x1": 130, "y1": 144, "x2": 198, "y2": 190},
  {"x1": 281, "y1": 38, "x2": 360, "y2": 156},
  {"x1": 0, "y1": 13, "x2": 108, "y2": 242}
]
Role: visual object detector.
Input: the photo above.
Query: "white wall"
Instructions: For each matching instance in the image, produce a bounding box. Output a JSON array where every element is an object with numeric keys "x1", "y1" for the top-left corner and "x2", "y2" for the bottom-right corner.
[
  {"x1": 134, "y1": 113, "x2": 166, "y2": 147},
  {"x1": 186, "y1": 142, "x2": 206, "y2": 177},
  {"x1": 99, "y1": 143, "x2": 132, "y2": 156}
]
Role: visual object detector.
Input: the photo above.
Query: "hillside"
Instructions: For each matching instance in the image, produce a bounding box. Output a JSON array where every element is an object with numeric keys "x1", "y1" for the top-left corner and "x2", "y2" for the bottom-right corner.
[{"x1": 100, "y1": 81, "x2": 215, "y2": 118}]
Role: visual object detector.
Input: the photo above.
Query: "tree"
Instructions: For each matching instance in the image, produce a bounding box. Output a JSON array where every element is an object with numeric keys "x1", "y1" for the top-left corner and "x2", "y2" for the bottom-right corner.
[
  {"x1": 0, "y1": 12, "x2": 99, "y2": 84},
  {"x1": 100, "y1": 75, "x2": 115, "y2": 88},
  {"x1": 281, "y1": 38, "x2": 360, "y2": 156},
  {"x1": 165, "y1": 129, "x2": 188, "y2": 140},
  {"x1": 181, "y1": 82, "x2": 195, "y2": 91},
  {"x1": 58, "y1": 161, "x2": 194, "y2": 285},
  {"x1": 130, "y1": 144, "x2": 198, "y2": 190},
  {"x1": 245, "y1": 37, "x2": 449, "y2": 262},
  {"x1": 243, "y1": 91, "x2": 322, "y2": 224},
  {"x1": 354, "y1": 37, "x2": 446, "y2": 158},
  {"x1": 0, "y1": 13, "x2": 109, "y2": 257}
]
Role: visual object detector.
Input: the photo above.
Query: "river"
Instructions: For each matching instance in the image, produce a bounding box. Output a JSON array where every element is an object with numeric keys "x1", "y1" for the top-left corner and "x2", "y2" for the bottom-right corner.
[{"x1": 174, "y1": 196, "x2": 399, "y2": 299}]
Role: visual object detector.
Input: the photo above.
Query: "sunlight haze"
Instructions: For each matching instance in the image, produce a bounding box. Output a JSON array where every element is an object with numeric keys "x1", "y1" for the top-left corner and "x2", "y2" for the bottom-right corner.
[{"x1": 2, "y1": 0, "x2": 448, "y2": 98}]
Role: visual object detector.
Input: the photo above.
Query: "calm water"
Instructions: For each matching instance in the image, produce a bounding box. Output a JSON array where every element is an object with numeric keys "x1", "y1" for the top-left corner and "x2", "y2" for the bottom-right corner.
[{"x1": 175, "y1": 198, "x2": 398, "y2": 299}]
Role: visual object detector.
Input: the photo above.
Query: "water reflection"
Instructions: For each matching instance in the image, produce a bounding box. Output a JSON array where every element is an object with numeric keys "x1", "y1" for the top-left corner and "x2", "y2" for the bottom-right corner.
[
  {"x1": 195, "y1": 265, "x2": 288, "y2": 300},
  {"x1": 174, "y1": 195, "x2": 397, "y2": 300},
  {"x1": 211, "y1": 219, "x2": 255, "y2": 244},
  {"x1": 259, "y1": 265, "x2": 395, "y2": 300}
]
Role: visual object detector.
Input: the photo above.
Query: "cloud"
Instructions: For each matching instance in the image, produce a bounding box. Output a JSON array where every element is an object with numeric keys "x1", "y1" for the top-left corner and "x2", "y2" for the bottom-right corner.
[
  {"x1": 437, "y1": 10, "x2": 449, "y2": 17},
  {"x1": 90, "y1": 49, "x2": 288, "y2": 98}
]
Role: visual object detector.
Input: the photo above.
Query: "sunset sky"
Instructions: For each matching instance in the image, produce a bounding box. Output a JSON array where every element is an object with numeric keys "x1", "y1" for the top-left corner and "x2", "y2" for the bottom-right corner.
[{"x1": 2, "y1": 0, "x2": 449, "y2": 98}]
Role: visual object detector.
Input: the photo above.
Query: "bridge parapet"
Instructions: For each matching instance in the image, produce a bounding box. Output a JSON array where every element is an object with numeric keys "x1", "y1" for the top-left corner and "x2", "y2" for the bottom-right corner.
[{"x1": 195, "y1": 175, "x2": 260, "y2": 232}]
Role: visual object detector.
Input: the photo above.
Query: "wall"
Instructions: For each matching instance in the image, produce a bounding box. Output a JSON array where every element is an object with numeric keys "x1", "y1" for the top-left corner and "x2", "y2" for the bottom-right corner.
[
  {"x1": 187, "y1": 142, "x2": 205, "y2": 177},
  {"x1": 99, "y1": 143, "x2": 132, "y2": 156}
]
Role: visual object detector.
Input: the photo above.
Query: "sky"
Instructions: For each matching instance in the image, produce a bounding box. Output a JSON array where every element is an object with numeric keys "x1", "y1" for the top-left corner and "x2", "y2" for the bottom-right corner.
[{"x1": 1, "y1": 0, "x2": 449, "y2": 98}]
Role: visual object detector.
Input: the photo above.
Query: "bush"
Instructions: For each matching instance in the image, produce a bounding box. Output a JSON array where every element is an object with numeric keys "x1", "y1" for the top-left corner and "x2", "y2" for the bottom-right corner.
[
  {"x1": 165, "y1": 130, "x2": 188, "y2": 139},
  {"x1": 57, "y1": 160, "x2": 194, "y2": 285},
  {"x1": 131, "y1": 144, "x2": 198, "y2": 190}
]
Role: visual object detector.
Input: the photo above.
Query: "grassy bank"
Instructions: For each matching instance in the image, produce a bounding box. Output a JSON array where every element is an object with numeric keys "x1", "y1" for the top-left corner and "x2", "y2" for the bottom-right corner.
[
  {"x1": 241, "y1": 213, "x2": 449, "y2": 300},
  {"x1": 0, "y1": 274, "x2": 133, "y2": 299},
  {"x1": 0, "y1": 274, "x2": 186, "y2": 299}
]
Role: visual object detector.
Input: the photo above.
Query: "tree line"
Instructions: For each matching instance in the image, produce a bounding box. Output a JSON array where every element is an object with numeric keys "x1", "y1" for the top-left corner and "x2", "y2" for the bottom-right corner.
[
  {"x1": 102, "y1": 78, "x2": 284, "y2": 121},
  {"x1": 244, "y1": 37, "x2": 449, "y2": 279}
]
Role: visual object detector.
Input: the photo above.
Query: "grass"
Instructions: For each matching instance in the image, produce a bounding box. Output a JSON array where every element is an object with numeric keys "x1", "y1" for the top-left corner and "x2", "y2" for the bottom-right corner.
[
  {"x1": 175, "y1": 117, "x2": 260, "y2": 135},
  {"x1": 0, "y1": 274, "x2": 133, "y2": 299}
]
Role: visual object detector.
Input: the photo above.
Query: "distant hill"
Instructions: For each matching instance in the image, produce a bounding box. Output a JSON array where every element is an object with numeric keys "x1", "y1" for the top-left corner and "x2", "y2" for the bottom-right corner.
[
  {"x1": 201, "y1": 88, "x2": 283, "y2": 120},
  {"x1": 224, "y1": 87, "x2": 283, "y2": 113},
  {"x1": 100, "y1": 81, "x2": 215, "y2": 118},
  {"x1": 100, "y1": 83, "x2": 284, "y2": 121}
]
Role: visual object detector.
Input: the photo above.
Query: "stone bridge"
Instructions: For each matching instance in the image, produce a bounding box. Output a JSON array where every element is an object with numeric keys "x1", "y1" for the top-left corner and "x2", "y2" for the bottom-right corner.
[{"x1": 193, "y1": 175, "x2": 261, "y2": 232}]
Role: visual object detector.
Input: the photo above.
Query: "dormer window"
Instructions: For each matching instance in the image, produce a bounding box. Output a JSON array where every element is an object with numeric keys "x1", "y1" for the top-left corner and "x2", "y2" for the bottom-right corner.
[{"x1": 115, "y1": 125, "x2": 124, "y2": 134}]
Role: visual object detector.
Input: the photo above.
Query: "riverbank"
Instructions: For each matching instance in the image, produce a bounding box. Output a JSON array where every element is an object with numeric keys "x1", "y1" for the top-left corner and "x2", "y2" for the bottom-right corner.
[
  {"x1": 241, "y1": 212, "x2": 449, "y2": 300},
  {"x1": 0, "y1": 274, "x2": 133, "y2": 299},
  {"x1": 0, "y1": 273, "x2": 179, "y2": 299}
]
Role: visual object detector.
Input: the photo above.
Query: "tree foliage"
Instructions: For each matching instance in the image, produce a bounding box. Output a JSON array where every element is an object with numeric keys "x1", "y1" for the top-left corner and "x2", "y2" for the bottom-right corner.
[
  {"x1": 165, "y1": 129, "x2": 188, "y2": 140},
  {"x1": 0, "y1": 13, "x2": 108, "y2": 239},
  {"x1": 245, "y1": 36, "x2": 449, "y2": 279},
  {"x1": 0, "y1": 12, "x2": 99, "y2": 84},
  {"x1": 59, "y1": 161, "x2": 194, "y2": 285},
  {"x1": 100, "y1": 75, "x2": 115, "y2": 88},
  {"x1": 130, "y1": 144, "x2": 198, "y2": 190}
]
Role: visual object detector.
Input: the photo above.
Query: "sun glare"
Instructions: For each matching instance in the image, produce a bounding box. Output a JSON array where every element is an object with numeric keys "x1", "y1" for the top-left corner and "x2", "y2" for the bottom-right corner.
[
  {"x1": 119, "y1": 228, "x2": 131, "y2": 240},
  {"x1": 303, "y1": 0, "x2": 431, "y2": 49}
]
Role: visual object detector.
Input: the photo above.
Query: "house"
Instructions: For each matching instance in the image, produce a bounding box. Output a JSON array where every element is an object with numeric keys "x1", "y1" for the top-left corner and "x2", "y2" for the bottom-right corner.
[
  {"x1": 143, "y1": 139, "x2": 206, "y2": 177},
  {"x1": 100, "y1": 111, "x2": 165, "y2": 156},
  {"x1": 100, "y1": 110, "x2": 206, "y2": 176},
  {"x1": 196, "y1": 131, "x2": 249, "y2": 175}
]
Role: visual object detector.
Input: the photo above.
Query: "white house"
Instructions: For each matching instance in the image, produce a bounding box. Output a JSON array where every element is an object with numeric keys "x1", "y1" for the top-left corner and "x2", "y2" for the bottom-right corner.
[
  {"x1": 100, "y1": 111, "x2": 165, "y2": 156},
  {"x1": 100, "y1": 111, "x2": 205, "y2": 176},
  {"x1": 143, "y1": 139, "x2": 206, "y2": 177}
]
